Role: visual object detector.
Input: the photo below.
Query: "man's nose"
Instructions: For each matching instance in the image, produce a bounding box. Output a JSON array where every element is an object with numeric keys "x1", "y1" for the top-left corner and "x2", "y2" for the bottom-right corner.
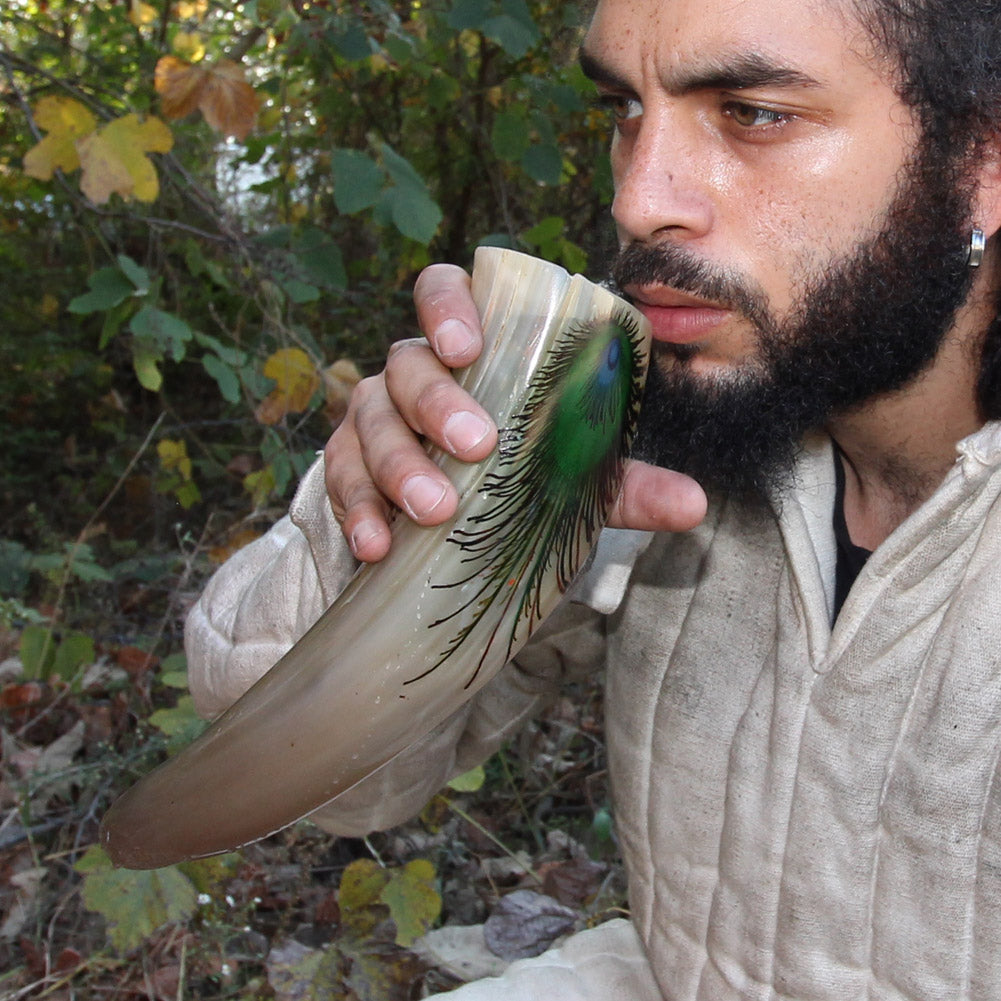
[{"x1": 610, "y1": 110, "x2": 714, "y2": 246}]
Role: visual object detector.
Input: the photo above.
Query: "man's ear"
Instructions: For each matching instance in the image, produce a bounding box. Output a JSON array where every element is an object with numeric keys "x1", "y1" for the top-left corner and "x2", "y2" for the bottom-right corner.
[{"x1": 972, "y1": 138, "x2": 1001, "y2": 240}]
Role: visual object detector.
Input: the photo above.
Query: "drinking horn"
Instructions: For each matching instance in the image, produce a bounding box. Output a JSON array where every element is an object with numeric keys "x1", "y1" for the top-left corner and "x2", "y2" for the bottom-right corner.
[{"x1": 100, "y1": 247, "x2": 651, "y2": 869}]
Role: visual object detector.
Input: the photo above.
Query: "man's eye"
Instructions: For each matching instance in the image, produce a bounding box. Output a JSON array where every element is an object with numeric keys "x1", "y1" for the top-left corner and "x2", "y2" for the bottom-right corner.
[
  {"x1": 725, "y1": 102, "x2": 786, "y2": 129},
  {"x1": 599, "y1": 95, "x2": 643, "y2": 123}
]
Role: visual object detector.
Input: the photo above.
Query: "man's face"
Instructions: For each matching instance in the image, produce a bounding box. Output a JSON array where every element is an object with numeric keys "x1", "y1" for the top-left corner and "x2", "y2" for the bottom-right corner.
[{"x1": 582, "y1": 0, "x2": 977, "y2": 497}]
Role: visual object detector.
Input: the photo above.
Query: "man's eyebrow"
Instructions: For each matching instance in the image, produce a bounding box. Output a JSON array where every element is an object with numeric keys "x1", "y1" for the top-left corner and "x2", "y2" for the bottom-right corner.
[{"x1": 578, "y1": 47, "x2": 824, "y2": 96}]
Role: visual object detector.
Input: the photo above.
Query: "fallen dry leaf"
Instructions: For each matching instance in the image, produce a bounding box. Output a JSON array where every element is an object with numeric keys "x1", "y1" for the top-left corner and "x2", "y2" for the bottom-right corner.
[{"x1": 482, "y1": 890, "x2": 576, "y2": 960}]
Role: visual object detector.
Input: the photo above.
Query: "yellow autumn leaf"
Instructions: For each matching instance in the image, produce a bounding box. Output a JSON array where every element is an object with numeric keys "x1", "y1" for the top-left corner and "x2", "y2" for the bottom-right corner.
[
  {"x1": 76, "y1": 114, "x2": 173, "y2": 204},
  {"x1": 23, "y1": 96, "x2": 97, "y2": 181},
  {"x1": 172, "y1": 30, "x2": 205, "y2": 62},
  {"x1": 174, "y1": 0, "x2": 208, "y2": 19},
  {"x1": 129, "y1": 0, "x2": 158, "y2": 27},
  {"x1": 155, "y1": 56, "x2": 259, "y2": 141},
  {"x1": 254, "y1": 347, "x2": 320, "y2": 425},
  {"x1": 157, "y1": 438, "x2": 192, "y2": 480}
]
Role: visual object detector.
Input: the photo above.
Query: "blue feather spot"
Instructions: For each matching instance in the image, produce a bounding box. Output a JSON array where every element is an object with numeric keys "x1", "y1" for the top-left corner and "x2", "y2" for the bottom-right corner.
[{"x1": 597, "y1": 338, "x2": 620, "y2": 388}]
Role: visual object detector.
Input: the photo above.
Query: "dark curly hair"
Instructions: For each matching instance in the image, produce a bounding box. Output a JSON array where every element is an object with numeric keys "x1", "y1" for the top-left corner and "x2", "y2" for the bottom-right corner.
[{"x1": 852, "y1": 0, "x2": 1001, "y2": 417}]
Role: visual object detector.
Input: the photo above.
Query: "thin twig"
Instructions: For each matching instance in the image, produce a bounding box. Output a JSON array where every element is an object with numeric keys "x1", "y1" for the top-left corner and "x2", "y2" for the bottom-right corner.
[
  {"x1": 441, "y1": 796, "x2": 544, "y2": 886},
  {"x1": 36, "y1": 413, "x2": 166, "y2": 671}
]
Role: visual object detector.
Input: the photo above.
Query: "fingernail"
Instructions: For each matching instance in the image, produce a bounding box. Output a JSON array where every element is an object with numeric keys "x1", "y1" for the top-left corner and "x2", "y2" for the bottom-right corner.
[
  {"x1": 443, "y1": 411, "x2": 491, "y2": 454},
  {"x1": 349, "y1": 521, "x2": 380, "y2": 557},
  {"x1": 434, "y1": 319, "x2": 475, "y2": 360},
  {"x1": 401, "y1": 474, "x2": 448, "y2": 519}
]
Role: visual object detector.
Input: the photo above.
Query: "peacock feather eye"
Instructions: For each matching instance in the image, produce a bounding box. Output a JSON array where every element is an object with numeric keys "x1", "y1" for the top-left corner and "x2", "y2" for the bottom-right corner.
[{"x1": 414, "y1": 310, "x2": 646, "y2": 688}]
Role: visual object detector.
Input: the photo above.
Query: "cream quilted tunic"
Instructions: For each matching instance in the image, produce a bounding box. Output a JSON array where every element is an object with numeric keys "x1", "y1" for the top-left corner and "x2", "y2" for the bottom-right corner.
[{"x1": 187, "y1": 425, "x2": 1001, "y2": 1000}]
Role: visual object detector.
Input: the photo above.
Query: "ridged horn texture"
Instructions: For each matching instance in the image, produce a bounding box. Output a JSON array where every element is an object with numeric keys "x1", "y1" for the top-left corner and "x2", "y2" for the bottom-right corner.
[{"x1": 100, "y1": 247, "x2": 651, "y2": 869}]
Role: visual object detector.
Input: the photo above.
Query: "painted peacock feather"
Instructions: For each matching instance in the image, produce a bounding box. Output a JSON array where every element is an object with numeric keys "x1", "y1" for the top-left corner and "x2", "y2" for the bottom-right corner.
[
  {"x1": 421, "y1": 313, "x2": 645, "y2": 687},
  {"x1": 100, "y1": 249, "x2": 651, "y2": 869}
]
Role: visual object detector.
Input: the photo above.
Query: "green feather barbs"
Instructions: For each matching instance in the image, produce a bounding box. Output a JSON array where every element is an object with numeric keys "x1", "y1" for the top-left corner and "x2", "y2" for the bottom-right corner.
[{"x1": 420, "y1": 312, "x2": 646, "y2": 687}]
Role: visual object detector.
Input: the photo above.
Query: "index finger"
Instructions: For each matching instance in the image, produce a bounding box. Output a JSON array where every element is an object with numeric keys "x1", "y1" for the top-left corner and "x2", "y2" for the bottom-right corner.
[{"x1": 414, "y1": 264, "x2": 483, "y2": 367}]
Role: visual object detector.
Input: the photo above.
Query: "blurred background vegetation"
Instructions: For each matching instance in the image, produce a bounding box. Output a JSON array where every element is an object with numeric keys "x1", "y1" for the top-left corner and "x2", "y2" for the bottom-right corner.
[
  {"x1": 0, "y1": 2, "x2": 624, "y2": 996},
  {"x1": 1, "y1": 0, "x2": 614, "y2": 602}
]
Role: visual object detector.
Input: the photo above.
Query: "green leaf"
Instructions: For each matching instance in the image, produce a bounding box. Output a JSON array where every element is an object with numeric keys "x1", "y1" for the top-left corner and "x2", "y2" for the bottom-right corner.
[
  {"x1": 132, "y1": 339, "x2": 163, "y2": 392},
  {"x1": 523, "y1": 215, "x2": 565, "y2": 246},
  {"x1": 68, "y1": 267, "x2": 136, "y2": 314},
  {"x1": 65, "y1": 543, "x2": 112, "y2": 583},
  {"x1": 381, "y1": 187, "x2": 443, "y2": 245},
  {"x1": 202, "y1": 353, "x2": 241, "y2": 404},
  {"x1": 193, "y1": 330, "x2": 247, "y2": 368},
  {"x1": 329, "y1": 23, "x2": 370, "y2": 61},
  {"x1": 446, "y1": 0, "x2": 491, "y2": 31},
  {"x1": 51, "y1": 632, "x2": 95, "y2": 681},
  {"x1": 116, "y1": 254, "x2": 150, "y2": 293},
  {"x1": 446, "y1": 764, "x2": 485, "y2": 792},
  {"x1": 178, "y1": 853, "x2": 241, "y2": 895},
  {"x1": 280, "y1": 277, "x2": 321, "y2": 304},
  {"x1": 491, "y1": 108, "x2": 529, "y2": 161},
  {"x1": 19, "y1": 625, "x2": 55, "y2": 680},
  {"x1": 129, "y1": 306, "x2": 194, "y2": 363},
  {"x1": 521, "y1": 143, "x2": 563, "y2": 185},
  {"x1": 76, "y1": 845, "x2": 198, "y2": 952},
  {"x1": 0, "y1": 538, "x2": 31, "y2": 596},
  {"x1": 482, "y1": 12, "x2": 538, "y2": 57},
  {"x1": 160, "y1": 652, "x2": 187, "y2": 674},
  {"x1": 293, "y1": 225, "x2": 347, "y2": 289},
  {"x1": 98, "y1": 300, "x2": 132, "y2": 350},
  {"x1": 378, "y1": 146, "x2": 442, "y2": 244},
  {"x1": 174, "y1": 479, "x2": 201, "y2": 509},
  {"x1": 149, "y1": 694, "x2": 208, "y2": 754},
  {"x1": 332, "y1": 148, "x2": 385, "y2": 214},
  {"x1": 380, "y1": 143, "x2": 426, "y2": 191},
  {"x1": 378, "y1": 859, "x2": 442, "y2": 947}
]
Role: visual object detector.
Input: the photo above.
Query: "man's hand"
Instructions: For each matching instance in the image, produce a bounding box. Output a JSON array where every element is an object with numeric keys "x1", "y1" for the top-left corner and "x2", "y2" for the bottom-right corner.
[{"x1": 324, "y1": 263, "x2": 708, "y2": 562}]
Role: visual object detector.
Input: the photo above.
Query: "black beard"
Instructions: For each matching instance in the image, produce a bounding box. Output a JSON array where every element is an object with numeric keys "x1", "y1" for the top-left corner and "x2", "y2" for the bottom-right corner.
[{"x1": 611, "y1": 152, "x2": 978, "y2": 504}]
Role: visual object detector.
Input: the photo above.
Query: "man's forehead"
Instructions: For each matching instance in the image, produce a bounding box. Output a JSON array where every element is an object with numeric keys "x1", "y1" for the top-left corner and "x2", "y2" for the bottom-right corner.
[{"x1": 583, "y1": 0, "x2": 884, "y2": 91}]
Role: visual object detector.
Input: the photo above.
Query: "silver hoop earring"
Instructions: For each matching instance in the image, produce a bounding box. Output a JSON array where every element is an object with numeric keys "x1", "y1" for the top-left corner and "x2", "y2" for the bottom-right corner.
[{"x1": 969, "y1": 228, "x2": 986, "y2": 268}]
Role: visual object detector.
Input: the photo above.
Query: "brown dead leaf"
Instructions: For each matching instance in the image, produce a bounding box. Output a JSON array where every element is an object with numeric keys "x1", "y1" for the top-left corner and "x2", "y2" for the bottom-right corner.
[
  {"x1": 155, "y1": 55, "x2": 205, "y2": 119},
  {"x1": 482, "y1": 890, "x2": 576, "y2": 960},
  {"x1": 155, "y1": 56, "x2": 259, "y2": 140},
  {"x1": 538, "y1": 857, "x2": 608, "y2": 907},
  {"x1": 114, "y1": 645, "x2": 159, "y2": 677},
  {"x1": 208, "y1": 527, "x2": 263, "y2": 564}
]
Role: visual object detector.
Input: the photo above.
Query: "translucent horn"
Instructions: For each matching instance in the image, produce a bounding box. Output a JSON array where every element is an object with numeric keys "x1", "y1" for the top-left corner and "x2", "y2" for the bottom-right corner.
[{"x1": 100, "y1": 248, "x2": 651, "y2": 869}]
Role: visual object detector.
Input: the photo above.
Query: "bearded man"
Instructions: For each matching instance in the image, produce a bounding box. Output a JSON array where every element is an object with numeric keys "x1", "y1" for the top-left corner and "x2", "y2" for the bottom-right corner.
[{"x1": 187, "y1": 0, "x2": 1001, "y2": 997}]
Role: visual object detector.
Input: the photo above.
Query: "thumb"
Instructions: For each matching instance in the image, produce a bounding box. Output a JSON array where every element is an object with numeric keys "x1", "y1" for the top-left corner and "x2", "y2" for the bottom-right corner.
[{"x1": 608, "y1": 460, "x2": 708, "y2": 533}]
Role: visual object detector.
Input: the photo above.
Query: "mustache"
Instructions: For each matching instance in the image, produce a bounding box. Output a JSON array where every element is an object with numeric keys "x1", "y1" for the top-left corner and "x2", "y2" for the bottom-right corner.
[{"x1": 609, "y1": 240, "x2": 771, "y2": 330}]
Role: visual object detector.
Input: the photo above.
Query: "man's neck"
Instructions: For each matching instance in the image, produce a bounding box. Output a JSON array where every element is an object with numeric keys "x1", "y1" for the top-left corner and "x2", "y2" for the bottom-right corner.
[{"x1": 829, "y1": 289, "x2": 995, "y2": 551}]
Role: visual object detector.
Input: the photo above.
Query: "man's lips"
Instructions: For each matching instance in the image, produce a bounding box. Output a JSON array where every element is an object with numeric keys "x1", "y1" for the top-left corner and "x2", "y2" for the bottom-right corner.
[{"x1": 628, "y1": 287, "x2": 732, "y2": 345}]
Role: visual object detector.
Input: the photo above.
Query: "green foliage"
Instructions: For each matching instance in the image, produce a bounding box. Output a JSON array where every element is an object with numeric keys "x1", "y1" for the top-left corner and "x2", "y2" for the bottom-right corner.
[
  {"x1": 75, "y1": 845, "x2": 240, "y2": 953},
  {"x1": 268, "y1": 858, "x2": 440, "y2": 999},
  {"x1": 2, "y1": 0, "x2": 614, "y2": 544},
  {"x1": 19, "y1": 624, "x2": 96, "y2": 681},
  {"x1": 340, "y1": 857, "x2": 442, "y2": 947},
  {"x1": 446, "y1": 763, "x2": 486, "y2": 792},
  {"x1": 76, "y1": 845, "x2": 199, "y2": 953},
  {"x1": 150, "y1": 693, "x2": 209, "y2": 752}
]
